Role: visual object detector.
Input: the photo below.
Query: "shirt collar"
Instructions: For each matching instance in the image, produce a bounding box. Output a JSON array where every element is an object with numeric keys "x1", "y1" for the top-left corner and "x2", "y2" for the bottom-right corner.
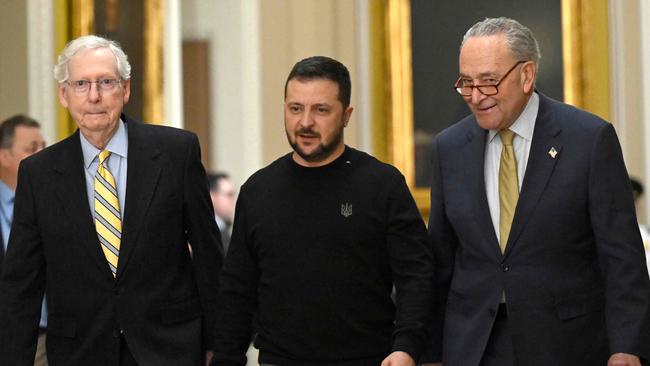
[
  {"x1": 80, "y1": 119, "x2": 129, "y2": 169},
  {"x1": 215, "y1": 215, "x2": 226, "y2": 229},
  {"x1": 487, "y1": 92, "x2": 539, "y2": 143},
  {"x1": 0, "y1": 180, "x2": 14, "y2": 205}
]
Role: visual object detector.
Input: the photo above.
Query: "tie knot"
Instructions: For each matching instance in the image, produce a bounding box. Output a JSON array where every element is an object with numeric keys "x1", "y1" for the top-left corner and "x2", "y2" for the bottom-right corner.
[
  {"x1": 499, "y1": 129, "x2": 515, "y2": 146},
  {"x1": 98, "y1": 150, "x2": 111, "y2": 165}
]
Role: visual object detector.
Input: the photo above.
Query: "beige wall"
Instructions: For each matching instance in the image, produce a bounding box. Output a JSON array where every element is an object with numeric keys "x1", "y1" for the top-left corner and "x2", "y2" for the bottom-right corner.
[
  {"x1": 610, "y1": 0, "x2": 644, "y2": 177},
  {"x1": 0, "y1": 0, "x2": 29, "y2": 121},
  {"x1": 609, "y1": 0, "x2": 647, "y2": 222},
  {"x1": 259, "y1": 0, "x2": 358, "y2": 165}
]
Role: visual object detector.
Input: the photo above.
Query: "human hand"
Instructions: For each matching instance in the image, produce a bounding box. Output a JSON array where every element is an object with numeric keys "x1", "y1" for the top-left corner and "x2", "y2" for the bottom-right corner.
[
  {"x1": 608, "y1": 353, "x2": 641, "y2": 366},
  {"x1": 380, "y1": 351, "x2": 416, "y2": 366}
]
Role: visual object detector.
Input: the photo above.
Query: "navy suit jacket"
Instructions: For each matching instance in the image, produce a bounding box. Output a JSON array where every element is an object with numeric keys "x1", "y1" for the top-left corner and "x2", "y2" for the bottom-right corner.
[
  {"x1": 422, "y1": 94, "x2": 650, "y2": 366},
  {"x1": 0, "y1": 228, "x2": 5, "y2": 278},
  {"x1": 0, "y1": 116, "x2": 223, "y2": 366},
  {"x1": 0, "y1": 225, "x2": 3, "y2": 275}
]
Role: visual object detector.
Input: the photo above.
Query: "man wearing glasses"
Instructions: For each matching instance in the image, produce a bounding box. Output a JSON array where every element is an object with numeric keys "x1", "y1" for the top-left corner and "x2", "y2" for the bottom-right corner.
[
  {"x1": 421, "y1": 17, "x2": 650, "y2": 366},
  {"x1": 0, "y1": 35, "x2": 223, "y2": 366}
]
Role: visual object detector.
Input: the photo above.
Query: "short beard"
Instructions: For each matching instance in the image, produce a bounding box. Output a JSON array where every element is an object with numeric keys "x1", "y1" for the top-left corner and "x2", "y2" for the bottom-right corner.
[{"x1": 286, "y1": 126, "x2": 344, "y2": 163}]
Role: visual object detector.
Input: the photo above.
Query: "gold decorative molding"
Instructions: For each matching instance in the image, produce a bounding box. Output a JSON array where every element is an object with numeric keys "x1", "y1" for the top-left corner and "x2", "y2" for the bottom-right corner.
[
  {"x1": 55, "y1": 0, "x2": 73, "y2": 140},
  {"x1": 385, "y1": 0, "x2": 415, "y2": 187},
  {"x1": 370, "y1": 1, "x2": 388, "y2": 162},
  {"x1": 55, "y1": 0, "x2": 95, "y2": 140},
  {"x1": 71, "y1": 0, "x2": 94, "y2": 37},
  {"x1": 143, "y1": 0, "x2": 164, "y2": 124},
  {"x1": 384, "y1": 0, "x2": 429, "y2": 217},
  {"x1": 561, "y1": 0, "x2": 610, "y2": 121}
]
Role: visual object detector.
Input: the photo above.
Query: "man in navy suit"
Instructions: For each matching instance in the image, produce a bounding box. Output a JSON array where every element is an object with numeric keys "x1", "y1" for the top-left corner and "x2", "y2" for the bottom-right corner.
[
  {"x1": 421, "y1": 17, "x2": 650, "y2": 366},
  {"x1": 0, "y1": 35, "x2": 223, "y2": 366}
]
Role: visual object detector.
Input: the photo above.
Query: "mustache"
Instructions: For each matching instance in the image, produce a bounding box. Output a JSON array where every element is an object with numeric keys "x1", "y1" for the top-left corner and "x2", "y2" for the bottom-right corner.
[{"x1": 296, "y1": 127, "x2": 320, "y2": 137}]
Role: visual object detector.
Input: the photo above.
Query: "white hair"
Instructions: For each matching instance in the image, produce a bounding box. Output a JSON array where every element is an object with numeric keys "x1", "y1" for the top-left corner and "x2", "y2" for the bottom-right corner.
[{"x1": 53, "y1": 35, "x2": 131, "y2": 83}]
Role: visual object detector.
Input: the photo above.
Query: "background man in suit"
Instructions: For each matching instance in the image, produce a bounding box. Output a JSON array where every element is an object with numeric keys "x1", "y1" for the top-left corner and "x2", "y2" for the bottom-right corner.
[
  {"x1": 0, "y1": 115, "x2": 47, "y2": 366},
  {"x1": 421, "y1": 17, "x2": 650, "y2": 366},
  {"x1": 208, "y1": 172, "x2": 236, "y2": 254},
  {"x1": 0, "y1": 35, "x2": 223, "y2": 366},
  {"x1": 211, "y1": 56, "x2": 433, "y2": 366}
]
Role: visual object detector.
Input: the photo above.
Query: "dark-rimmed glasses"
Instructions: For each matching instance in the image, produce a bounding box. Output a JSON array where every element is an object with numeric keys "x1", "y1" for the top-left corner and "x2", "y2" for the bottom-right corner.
[
  {"x1": 454, "y1": 60, "x2": 526, "y2": 96},
  {"x1": 66, "y1": 79, "x2": 122, "y2": 95}
]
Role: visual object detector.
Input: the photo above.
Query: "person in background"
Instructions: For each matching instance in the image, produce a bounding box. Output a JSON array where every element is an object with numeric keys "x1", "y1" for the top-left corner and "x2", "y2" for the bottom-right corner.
[
  {"x1": 208, "y1": 172, "x2": 237, "y2": 253},
  {"x1": 630, "y1": 177, "x2": 650, "y2": 275},
  {"x1": 0, "y1": 35, "x2": 222, "y2": 366},
  {"x1": 211, "y1": 56, "x2": 433, "y2": 366},
  {"x1": 422, "y1": 17, "x2": 650, "y2": 366},
  {"x1": 0, "y1": 115, "x2": 46, "y2": 366}
]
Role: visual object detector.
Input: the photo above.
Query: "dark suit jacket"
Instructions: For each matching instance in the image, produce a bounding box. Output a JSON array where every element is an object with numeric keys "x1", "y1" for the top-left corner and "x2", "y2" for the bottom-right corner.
[
  {"x1": 0, "y1": 116, "x2": 223, "y2": 366},
  {"x1": 0, "y1": 225, "x2": 4, "y2": 275},
  {"x1": 422, "y1": 94, "x2": 650, "y2": 366}
]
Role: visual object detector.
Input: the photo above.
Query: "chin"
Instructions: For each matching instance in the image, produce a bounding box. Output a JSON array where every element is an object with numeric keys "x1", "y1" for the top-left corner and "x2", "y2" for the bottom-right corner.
[{"x1": 476, "y1": 118, "x2": 503, "y2": 131}]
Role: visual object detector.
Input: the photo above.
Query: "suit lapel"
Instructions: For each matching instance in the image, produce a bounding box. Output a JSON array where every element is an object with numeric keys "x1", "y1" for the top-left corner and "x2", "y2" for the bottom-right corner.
[
  {"x1": 504, "y1": 95, "x2": 562, "y2": 256},
  {"x1": 463, "y1": 122, "x2": 501, "y2": 257},
  {"x1": 117, "y1": 117, "x2": 162, "y2": 277},
  {"x1": 52, "y1": 131, "x2": 113, "y2": 276}
]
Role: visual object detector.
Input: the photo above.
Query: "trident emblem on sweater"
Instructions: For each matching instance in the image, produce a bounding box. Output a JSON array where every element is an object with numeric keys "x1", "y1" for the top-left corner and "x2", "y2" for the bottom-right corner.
[{"x1": 341, "y1": 203, "x2": 353, "y2": 218}]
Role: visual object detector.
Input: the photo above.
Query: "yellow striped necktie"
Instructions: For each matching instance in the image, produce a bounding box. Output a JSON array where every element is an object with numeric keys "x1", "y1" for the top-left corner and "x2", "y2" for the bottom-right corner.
[
  {"x1": 94, "y1": 150, "x2": 122, "y2": 277},
  {"x1": 498, "y1": 129, "x2": 518, "y2": 253}
]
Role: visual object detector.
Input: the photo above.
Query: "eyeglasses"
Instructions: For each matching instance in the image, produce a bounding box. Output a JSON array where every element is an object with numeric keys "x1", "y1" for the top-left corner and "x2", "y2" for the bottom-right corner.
[
  {"x1": 66, "y1": 79, "x2": 122, "y2": 95},
  {"x1": 454, "y1": 61, "x2": 527, "y2": 96}
]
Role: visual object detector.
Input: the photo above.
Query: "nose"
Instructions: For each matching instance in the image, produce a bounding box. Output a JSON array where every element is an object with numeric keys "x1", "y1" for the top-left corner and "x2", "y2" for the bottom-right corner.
[
  {"x1": 298, "y1": 109, "x2": 315, "y2": 127},
  {"x1": 469, "y1": 87, "x2": 487, "y2": 105},
  {"x1": 87, "y1": 82, "x2": 101, "y2": 102}
]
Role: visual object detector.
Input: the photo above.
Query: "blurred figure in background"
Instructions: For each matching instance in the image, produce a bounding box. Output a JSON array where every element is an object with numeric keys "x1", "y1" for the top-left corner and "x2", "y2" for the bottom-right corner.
[{"x1": 208, "y1": 172, "x2": 237, "y2": 253}]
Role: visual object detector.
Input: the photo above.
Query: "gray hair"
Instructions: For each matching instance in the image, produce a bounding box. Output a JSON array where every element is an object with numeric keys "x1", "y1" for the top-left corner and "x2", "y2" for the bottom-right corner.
[
  {"x1": 53, "y1": 35, "x2": 131, "y2": 83},
  {"x1": 462, "y1": 17, "x2": 541, "y2": 64}
]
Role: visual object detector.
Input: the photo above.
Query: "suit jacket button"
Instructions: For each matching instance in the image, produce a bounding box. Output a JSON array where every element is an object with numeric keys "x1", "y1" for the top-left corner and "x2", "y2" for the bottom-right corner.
[
  {"x1": 501, "y1": 264, "x2": 509, "y2": 272},
  {"x1": 112, "y1": 329, "x2": 120, "y2": 338},
  {"x1": 489, "y1": 308, "x2": 497, "y2": 317}
]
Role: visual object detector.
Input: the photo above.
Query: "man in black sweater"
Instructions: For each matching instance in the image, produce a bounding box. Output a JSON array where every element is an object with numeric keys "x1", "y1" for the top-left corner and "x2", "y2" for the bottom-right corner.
[{"x1": 211, "y1": 56, "x2": 433, "y2": 366}]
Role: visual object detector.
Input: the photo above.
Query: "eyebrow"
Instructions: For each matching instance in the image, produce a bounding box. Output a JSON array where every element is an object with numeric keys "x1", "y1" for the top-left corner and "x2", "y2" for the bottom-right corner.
[{"x1": 286, "y1": 102, "x2": 333, "y2": 107}]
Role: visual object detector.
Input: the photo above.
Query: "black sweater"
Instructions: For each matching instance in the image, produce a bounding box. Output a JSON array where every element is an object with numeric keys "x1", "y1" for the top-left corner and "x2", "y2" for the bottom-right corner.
[{"x1": 212, "y1": 146, "x2": 433, "y2": 366}]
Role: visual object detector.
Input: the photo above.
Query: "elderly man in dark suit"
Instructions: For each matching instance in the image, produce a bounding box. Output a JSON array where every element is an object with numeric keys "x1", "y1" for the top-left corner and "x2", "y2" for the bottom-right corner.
[
  {"x1": 0, "y1": 35, "x2": 223, "y2": 366},
  {"x1": 421, "y1": 17, "x2": 650, "y2": 366}
]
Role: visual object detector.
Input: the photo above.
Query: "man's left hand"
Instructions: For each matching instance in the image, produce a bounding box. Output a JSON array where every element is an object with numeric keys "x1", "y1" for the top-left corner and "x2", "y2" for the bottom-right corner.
[
  {"x1": 381, "y1": 351, "x2": 415, "y2": 366},
  {"x1": 608, "y1": 353, "x2": 641, "y2": 366},
  {"x1": 205, "y1": 350, "x2": 214, "y2": 366}
]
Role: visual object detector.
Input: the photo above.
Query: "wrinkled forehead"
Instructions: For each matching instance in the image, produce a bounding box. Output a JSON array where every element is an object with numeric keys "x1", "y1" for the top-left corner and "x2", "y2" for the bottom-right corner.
[
  {"x1": 459, "y1": 35, "x2": 515, "y2": 76},
  {"x1": 67, "y1": 47, "x2": 119, "y2": 77}
]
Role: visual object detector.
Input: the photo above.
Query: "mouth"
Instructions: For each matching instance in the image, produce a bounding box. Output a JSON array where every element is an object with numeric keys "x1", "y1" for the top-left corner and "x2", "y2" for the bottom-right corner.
[
  {"x1": 297, "y1": 130, "x2": 320, "y2": 140},
  {"x1": 477, "y1": 104, "x2": 496, "y2": 112}
]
